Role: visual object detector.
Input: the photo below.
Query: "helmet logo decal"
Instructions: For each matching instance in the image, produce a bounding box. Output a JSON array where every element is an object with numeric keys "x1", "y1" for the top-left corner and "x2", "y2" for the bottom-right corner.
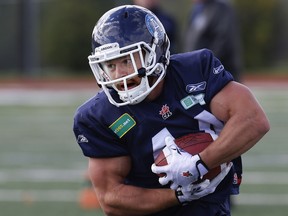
[
  {"x1": 145, "y1": 14, "x2": 165, "y2": 41},
  {"x1": 95, "y1": 43, "x2": 119, "y2": 53}
]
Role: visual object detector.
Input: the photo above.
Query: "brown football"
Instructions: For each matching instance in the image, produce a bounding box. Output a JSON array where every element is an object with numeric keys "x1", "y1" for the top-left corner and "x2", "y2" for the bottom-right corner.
[{"x1": 154, "y1": 133, "x2": 221, "y2": 182}]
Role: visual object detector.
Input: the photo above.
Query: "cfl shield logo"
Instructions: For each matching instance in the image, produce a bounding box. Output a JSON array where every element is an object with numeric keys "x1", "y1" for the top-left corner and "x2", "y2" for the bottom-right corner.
[
  {"x1": 146, "y1": 14, "x2": 165, "y2": 41},
  {"x1": 186, "y1": 82, "x2": 206, "y2": 93},
  {"x1": 159, "y1": 104, "x2": 172, "y2": 120},
  {"x1": 182, "y1": 171, "x2": 193, "y2": 177}
]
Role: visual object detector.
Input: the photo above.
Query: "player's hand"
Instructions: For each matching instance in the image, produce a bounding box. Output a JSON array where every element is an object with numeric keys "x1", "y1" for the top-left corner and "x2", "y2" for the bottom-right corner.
[
  {"x1": 151, "y1": 136, "x2": 209, "y2": 189},
  {"x1": 175, "y1": 162, "x2": 233, "y2": 205}
]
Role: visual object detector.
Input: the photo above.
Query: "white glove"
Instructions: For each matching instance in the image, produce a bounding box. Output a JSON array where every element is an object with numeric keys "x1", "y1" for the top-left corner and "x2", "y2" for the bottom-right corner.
[
  {"x1": 175, "y1": 162, "x2": 233, "y2": 205},
  {"x1": 151, "y1": 136, "x2": 209, "y2": 189}
]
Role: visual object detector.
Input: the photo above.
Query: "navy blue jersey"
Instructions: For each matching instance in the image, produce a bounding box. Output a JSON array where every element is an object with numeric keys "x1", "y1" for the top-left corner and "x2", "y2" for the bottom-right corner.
[{"x1": 73, "y1": 49, "x2": 242, "y2": 215}]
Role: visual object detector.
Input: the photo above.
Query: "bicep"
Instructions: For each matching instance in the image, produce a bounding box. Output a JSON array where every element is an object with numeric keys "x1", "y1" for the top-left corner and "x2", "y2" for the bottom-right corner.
[{"x1": 210, "y1": 81, "x2": 263, "y2": 122}]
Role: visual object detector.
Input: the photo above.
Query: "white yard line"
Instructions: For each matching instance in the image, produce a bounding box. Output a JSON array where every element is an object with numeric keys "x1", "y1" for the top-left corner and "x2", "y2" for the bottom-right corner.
[
  {"x1": 1, "y1": 189, "x2": 288, "y2": 205},
  {"x1": 0, "y1": 189, "x2": 78, "y2": 202},
  {"x1": 0, "y1": 89, "x2": 96, "y2": 106},
  {"x1": 0, "y1": 189, "x2": 288, "y2": 205},
  {"x1": 0, "y1": 169, "x2": 84, "y2": 182},
  {"x1": 234, "y1": 194, "x2": 288, "y2": 206},
  {"x1": 243, "y1": 172, "x2": 288, "y2": 185},
  {"x1": 1, "y1": 169, "x2": 288, "y2": 184}
]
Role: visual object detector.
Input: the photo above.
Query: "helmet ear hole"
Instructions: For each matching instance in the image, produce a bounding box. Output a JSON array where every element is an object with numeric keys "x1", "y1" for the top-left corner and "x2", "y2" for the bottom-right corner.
[{"x1": 159, "y1": 55, "x2": 168, "y2": 65}]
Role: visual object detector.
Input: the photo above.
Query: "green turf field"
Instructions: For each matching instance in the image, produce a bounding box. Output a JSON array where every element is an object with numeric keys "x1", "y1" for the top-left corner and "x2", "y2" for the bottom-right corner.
[{"x1": 0, "y1": 83, "x2": 287, "y2": 216}]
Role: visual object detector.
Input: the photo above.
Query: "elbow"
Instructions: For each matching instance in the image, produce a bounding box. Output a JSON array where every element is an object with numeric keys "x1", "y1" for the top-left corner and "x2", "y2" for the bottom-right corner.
[
  {"x1": 100, "y1": 194, "x2": 124, "y2": 216},
  {"x1": 256, "y1": 113, "x2": 270, "y2": 138},
  {"x1": 260, "y1": 111, "x2": 270, "y2": 134},
  {"x1": 262, "y1": 119, "x2": 270, "y2": 135},
  {"x1": 100, "y1": 203, "x2": 118, "y2": 216},
  {"x1": 102, "y1": 207, "x2": 118, "y2": 216},
  {"x1": 98, "y1": 198, "x2": 116, "y2": 216}
]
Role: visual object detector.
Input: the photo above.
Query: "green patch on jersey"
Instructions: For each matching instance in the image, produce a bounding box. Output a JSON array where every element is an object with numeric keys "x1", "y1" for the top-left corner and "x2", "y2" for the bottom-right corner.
[
  {"x1": 180, "y1": 93, "x2": 206, "y2": 110},
  {"x1": 109, "y1": 113, "x2": 136, "y2": 138}
]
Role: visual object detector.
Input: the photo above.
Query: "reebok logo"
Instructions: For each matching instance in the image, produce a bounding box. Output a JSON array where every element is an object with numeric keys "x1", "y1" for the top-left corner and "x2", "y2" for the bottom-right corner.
[
  {"x1": 186, "y1": 82, "x2": 206, "y2": 93},
  {"x1": 77, "y1": 135, "x2": 89, "y2": 143},
  {"x1": 213, "y1": 65, "x2": 224, "y2": 74}
]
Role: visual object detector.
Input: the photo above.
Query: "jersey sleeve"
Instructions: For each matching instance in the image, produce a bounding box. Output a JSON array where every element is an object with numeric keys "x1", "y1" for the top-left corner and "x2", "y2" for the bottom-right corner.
[
  {"x1": 169, "y1": 49, "x2": 234, "y2": 105},
  {"x1": 199, "y1": 49, "x2": 234, "y2": 103},
  {"x1": 73, "y1": 101, "x2": 129, "y2": 158}
]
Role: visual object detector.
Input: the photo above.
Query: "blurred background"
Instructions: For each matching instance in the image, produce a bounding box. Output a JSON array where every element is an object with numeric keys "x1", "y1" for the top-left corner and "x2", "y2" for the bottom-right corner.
[
  {"x1": 0, "y1": 0, "x2": 288, "y2": 215},
  {"x1": 1, "y1": 0, "x2": 288, "y2": 77}
]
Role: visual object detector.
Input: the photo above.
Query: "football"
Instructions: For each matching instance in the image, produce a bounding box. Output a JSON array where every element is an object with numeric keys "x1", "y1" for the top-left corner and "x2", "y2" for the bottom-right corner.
[{"x1": 154, "y1": 133, "x2": 221, "y2": 182}]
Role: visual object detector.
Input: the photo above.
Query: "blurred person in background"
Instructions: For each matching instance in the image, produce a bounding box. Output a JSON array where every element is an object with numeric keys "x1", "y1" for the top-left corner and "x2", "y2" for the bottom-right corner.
[
  {"x1": 184, "y1": 0, "x2": 243, "y2": 81},
  {"x1": 133, "y1": 0, "x2": 178, "y2": 53}
]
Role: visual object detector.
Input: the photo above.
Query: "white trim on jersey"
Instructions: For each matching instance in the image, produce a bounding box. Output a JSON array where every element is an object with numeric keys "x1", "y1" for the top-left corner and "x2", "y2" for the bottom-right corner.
[
  {"x1": 152, "y1": 128, "x2": 174, "y2": 160},
  {"x1": 194, "y1": 110, "x2": 224, "y2": 140}
]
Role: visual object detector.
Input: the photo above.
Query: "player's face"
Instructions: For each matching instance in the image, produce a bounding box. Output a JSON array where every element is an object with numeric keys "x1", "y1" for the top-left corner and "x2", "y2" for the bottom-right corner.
[{"x1": 101, "y1": 53, "x2": 142, "y2": 91}]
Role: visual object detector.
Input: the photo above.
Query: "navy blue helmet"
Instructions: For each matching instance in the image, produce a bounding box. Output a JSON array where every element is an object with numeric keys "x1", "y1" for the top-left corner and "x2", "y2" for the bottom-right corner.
[{"x1": 88, "y1": 5, "x2": 170, "y2": 106}]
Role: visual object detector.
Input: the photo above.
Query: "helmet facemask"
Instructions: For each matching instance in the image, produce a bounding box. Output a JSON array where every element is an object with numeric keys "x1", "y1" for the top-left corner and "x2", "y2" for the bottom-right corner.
[{"x1": 88, "y1": 39, "x2": 170, "y2": 107}]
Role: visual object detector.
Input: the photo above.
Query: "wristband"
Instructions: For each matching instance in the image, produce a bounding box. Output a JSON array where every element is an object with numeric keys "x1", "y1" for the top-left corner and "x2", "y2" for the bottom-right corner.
[
  {"x1": 175, "y1": 188, "x2": 188, "y2": 206},
  {"x1": 196, "y1": 154, "x2": 209, "y2": 177}
]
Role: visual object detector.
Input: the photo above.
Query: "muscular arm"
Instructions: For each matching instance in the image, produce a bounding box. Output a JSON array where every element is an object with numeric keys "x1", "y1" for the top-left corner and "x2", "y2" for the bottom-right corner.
[
  {"x1": 88, "y1": 156, "x2": 178, "y2": 216},
  {"x1": 200, "y1": 81, "x2": 270, "y2": 168}
]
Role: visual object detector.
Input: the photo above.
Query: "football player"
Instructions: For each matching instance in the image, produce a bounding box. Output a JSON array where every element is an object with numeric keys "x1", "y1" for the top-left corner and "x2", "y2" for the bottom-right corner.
[{"x1": 73, "y1": 5, "x2": 270, "y2": 216}]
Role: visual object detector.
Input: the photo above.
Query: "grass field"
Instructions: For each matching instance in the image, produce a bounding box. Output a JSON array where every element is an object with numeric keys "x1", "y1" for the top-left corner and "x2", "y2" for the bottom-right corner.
[{"x1": 0, "y1": 80, "x2": 287, "y2": 216}]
